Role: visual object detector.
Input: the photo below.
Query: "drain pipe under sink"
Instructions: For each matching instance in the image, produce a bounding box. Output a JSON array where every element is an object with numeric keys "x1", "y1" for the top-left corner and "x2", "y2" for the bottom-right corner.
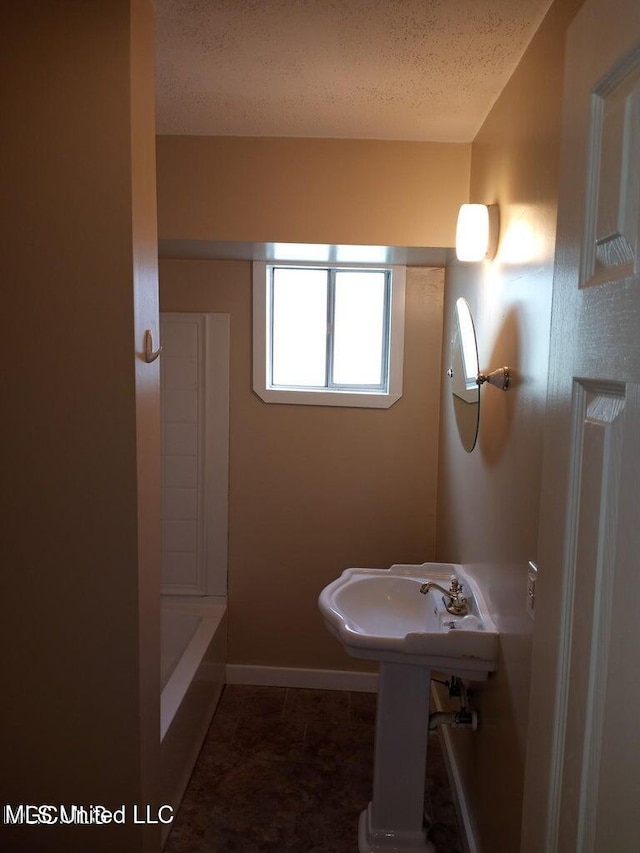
[
  {"x1": 428, "y1": 709, "x2": 478, "y2": 730},
  {"x1": 429, "y1": 675, "x2": 479, "y2": 731}
]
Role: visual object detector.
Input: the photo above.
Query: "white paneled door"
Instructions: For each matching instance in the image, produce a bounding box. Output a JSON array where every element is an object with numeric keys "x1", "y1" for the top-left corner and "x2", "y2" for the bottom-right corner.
[{"x1": 523, "y1": 0, "x2": 640, "y2": 851}]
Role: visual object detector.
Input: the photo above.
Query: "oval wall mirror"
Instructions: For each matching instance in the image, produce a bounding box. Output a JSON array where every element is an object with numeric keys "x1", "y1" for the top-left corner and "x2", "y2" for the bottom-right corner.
[{"x1": 448, "y1": 297, "x2": 480, "y2": 452}]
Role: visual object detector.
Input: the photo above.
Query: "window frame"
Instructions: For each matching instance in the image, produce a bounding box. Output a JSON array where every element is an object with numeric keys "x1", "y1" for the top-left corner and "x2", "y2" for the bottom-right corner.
[{"x1": 252, "y1": 261, "x2": 405, "y2": 408}]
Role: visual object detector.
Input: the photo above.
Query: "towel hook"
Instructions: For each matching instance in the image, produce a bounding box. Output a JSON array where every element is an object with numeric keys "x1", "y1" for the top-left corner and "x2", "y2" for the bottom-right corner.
[{"x1": 144, "y1": 329, "x2": 162, "y2": 363}]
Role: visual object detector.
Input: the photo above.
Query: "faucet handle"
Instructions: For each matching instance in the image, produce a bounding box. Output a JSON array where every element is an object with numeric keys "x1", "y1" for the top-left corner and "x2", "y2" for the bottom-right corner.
[{"x1": 450, "y1": 576, "x2": 463, "y2": 594}]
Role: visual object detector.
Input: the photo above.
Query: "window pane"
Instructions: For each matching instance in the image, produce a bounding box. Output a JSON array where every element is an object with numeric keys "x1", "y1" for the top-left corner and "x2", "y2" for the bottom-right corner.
[
  {"x1": 332, "y1": 271, "x2": 386, "y2": 386},
  {"x1": 271, "y1": 268, "x2": 327, "y2": 387}
]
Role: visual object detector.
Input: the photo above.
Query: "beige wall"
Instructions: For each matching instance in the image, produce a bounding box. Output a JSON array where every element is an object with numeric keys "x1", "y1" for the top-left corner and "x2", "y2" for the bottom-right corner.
[
  {"x1": 156, "y1": 136, "x2": 471, "y2": 247},
  {"x1": 1, "y1": 2, "x2": 160, "y2": 850},
  {"x1": 160, "y1": 260, "x2": 443, "y2": 669},
  {"x1": 435, "y1": 0, "x2": 584, "y2": 850}
]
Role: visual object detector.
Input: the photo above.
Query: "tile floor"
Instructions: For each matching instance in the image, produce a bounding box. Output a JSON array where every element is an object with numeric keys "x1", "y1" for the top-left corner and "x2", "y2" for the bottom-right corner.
[{"x1": 165, "y1": 685, "x2": 464, "y2": 853}]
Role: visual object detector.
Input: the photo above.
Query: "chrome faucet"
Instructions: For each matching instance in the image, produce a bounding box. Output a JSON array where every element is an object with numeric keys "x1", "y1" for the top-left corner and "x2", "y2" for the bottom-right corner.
[{"x1": 420, "y1": 577, "x2": 468, "y2": 616}]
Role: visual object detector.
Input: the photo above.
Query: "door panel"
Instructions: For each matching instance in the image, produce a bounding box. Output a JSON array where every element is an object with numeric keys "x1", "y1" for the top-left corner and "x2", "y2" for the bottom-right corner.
[
  {"x1": 584, "y1": 58, "x2": 640, "y2": 286},
  {"x1": 557, "y1": 383, "x2": 625, "y2": 851}
]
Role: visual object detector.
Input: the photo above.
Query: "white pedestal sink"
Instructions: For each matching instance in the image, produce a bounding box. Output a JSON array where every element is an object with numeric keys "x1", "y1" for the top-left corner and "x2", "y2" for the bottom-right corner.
[{"x1": 318, "y1": 562, "x2": 498, "y2": 853}]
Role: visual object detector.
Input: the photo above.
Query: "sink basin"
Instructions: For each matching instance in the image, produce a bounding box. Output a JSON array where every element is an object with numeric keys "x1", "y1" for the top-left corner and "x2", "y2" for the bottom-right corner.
[{"x1": 318, "y1": 562, "x2": 498, "y2": 678}]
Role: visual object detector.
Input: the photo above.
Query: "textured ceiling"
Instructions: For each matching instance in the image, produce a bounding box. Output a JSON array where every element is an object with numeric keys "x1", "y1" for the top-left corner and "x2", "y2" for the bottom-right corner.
[{"x1": 155, "y1": 0, "x2": 552, "y2": 143}]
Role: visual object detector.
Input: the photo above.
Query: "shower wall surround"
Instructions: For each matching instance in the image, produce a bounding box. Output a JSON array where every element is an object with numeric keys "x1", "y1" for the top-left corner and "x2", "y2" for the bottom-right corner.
[{"x1": 160, "y1": 313, "x2": 230, "y2": 597}]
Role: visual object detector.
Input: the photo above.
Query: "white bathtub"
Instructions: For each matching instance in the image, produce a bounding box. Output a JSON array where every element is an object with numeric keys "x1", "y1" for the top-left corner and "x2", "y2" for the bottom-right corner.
[{"x1": 160, "y1": 596, "x2": 227, "y2": 841}]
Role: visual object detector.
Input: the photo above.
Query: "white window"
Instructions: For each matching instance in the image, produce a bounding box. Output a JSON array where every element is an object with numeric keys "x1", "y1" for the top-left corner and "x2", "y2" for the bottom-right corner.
[{"x1": 253, "y1": 261, "x2": 405, "y2": 408}]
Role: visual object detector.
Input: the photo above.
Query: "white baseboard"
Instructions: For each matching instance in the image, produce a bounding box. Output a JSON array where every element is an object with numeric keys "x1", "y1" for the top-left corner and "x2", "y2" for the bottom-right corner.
[
  {"x1": 432, "y1": 686, "x2": 478, "y2": 853},
  {"x1": 225, "y1": 664, "x2": 378, "y2": 693}
]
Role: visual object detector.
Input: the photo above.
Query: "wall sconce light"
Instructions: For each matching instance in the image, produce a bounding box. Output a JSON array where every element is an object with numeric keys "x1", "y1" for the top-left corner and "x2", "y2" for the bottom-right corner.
[{"x1": 455, "y1": 203, "x2": 500, "y2": 262}]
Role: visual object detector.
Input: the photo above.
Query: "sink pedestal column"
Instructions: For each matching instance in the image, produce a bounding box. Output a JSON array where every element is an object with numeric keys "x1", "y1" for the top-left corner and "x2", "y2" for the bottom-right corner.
[{"x1": 358, "y1": 662, "x2": 435, "y2": 853}]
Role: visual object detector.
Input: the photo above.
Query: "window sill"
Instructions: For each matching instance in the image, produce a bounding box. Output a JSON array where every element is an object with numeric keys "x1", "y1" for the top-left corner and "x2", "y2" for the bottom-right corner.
[{"x1": 253, "y1": 386, "x2": 402, "y2": 409}]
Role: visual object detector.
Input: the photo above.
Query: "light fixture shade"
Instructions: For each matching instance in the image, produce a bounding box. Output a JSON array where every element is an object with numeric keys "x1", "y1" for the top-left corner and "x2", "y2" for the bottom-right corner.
[{"x1": 456, "y1": 204, "x2": 498, "y2": 262}]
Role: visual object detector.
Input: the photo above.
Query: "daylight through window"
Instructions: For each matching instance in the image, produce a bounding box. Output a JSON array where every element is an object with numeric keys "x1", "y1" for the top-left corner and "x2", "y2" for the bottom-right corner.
[
  {"x1": 253, "y1": 262, "x2": 405, "y2": 409},
  {"x1": 271, "y1": 266, "x2": 388, "y2": 390}
]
